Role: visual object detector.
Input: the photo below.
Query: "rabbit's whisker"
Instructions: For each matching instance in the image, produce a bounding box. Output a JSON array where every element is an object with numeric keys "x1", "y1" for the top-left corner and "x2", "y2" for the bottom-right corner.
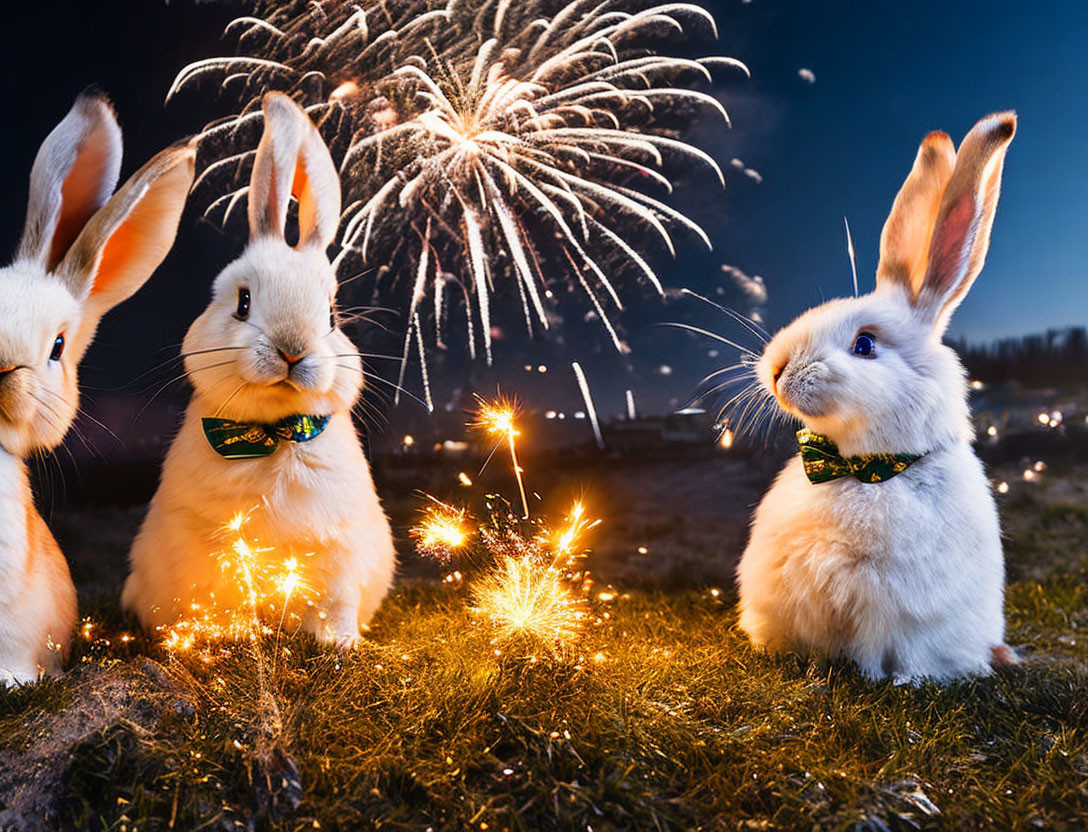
[
  {"x1": 654, "y1": 322, "x2": 758, "y2": 357},
  {"x1": 333, "y1": 364, "x2": 429, "y2": 410},
  {"x1": 681, "y1": 288, "x2": 770, "y2": 343},
  {"x1": 213, "y1": 381, "x2": 250, "y2": 418}
]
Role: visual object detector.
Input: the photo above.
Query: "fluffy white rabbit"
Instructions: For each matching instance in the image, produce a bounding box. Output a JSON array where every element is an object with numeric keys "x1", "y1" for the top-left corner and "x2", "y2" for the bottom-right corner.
[
  {"x1": 0, "y1": 89, "x2": 194, "y2": 684},
  {"x1": 123, "y1": 93, "x2": 395, "y2": 648},
  {"x1": 736, "y1": 112, "x2": 1018, "y2": 683}
]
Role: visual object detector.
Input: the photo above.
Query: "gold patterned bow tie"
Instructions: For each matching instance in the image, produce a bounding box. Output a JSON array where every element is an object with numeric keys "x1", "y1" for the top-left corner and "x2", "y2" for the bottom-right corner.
[
  {"x1": 797, "y1": 429, "x2": 924, "y2": 484},
  {"x1": 202, "y1": 414, "x2": 330, "y2": 459}
]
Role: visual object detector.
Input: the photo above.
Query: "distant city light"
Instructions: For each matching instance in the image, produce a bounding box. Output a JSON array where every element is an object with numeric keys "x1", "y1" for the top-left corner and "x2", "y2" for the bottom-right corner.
[
  {"x1": 545, "y1": 410, "x2": 557, "y2": 420},
  {"x1": 1038, "y1": 412, "x2": 1050, "y2": 425},
  {"x1": 403, "y1": 435, "x2": 415, "y2": 447},
  {"x1": 997, "y1": 481, "x2": 1010, "y2": 494},
  {"x1": 970, "y1": 380, "x2": 984, "y2": 390},
  {"x1": 1023, "y1": 469, "x2": 1036, "y2": 481}
]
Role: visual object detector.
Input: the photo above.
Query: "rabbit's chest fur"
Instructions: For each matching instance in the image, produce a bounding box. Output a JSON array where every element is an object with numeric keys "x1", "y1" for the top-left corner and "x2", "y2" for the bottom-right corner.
[
  {"x1": 737, "y1": 441, "x2": 1004, "y2": 680},
  {"x1": 0, "y1": 451, "x2": 29, "y2": 601},
  {"x1": 161, "y1": 409, "x2": 384, "y2": 548}
]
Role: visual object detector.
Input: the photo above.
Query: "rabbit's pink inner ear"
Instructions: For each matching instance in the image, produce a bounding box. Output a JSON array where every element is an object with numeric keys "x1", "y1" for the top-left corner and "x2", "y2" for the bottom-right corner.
[
  {"x1": 18, "y1": 91, "x2": 122, "y2": 271},
  {"x1": 57, "y1": 143, "x2": 194, "y2": 355},
  {"x1": 87, "y1": 150, "x2": 194, "y2": 309},
  {"x1": 919, "y1": 191, "x2": 976, "y2": 308},
  {"x1": 292, "y1": 124, "x2": 341, "y2": 251},
  {"x1": 876, "y1": 131, "x2": 955, "y2": 299},
  {"x1": 247, "y1": 93, "x2": 340, "y2": 249},
  {"x1": 915, "y1": 112, "x2": 1016, "y2": 329},
  {"x1": 48, "y1": 132, "x2": 120, "y2": 270}
]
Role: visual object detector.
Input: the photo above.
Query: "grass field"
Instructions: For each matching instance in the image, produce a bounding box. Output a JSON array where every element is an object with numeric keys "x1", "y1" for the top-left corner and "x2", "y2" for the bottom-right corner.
[{"x1": 0, "y1": 456, "x2": 1085, "y2": 831}]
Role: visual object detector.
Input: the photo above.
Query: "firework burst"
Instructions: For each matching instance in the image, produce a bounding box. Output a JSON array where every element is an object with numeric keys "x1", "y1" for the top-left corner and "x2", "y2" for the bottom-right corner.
[{"x1": 169, "y1": 0, "x2": 745, "y2": 377}]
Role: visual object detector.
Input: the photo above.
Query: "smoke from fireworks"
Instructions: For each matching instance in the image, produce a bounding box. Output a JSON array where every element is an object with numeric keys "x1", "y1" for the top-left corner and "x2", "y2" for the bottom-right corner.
[{"x1": 169, "y1": 0, "x2": 745, "y2": 377}]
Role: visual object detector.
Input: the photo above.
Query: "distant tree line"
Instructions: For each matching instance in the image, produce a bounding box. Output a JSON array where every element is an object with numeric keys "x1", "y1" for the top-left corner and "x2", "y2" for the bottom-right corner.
[{"x1": 950, "y1": 327, "x2": 1088, "y2": 387}]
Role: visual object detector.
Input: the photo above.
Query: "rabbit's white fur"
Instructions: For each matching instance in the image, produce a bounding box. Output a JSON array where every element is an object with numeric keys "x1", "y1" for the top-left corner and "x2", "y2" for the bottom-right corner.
[
  {"x1": 123, "y1": 93, "x2": 395, "y2": 648},
  {"x1": 0, "y1": 90, "x2": 194, "y2": 684},
  {"x1": 736, "y1": 113, "x2": 1017, "y2": 683}
]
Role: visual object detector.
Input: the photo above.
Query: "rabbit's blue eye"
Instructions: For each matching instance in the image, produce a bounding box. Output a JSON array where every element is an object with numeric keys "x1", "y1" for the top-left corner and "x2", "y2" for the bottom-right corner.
[
  {"x1": 236, "y1": 287, "x2": 250, "y2": 320},
  {"x1": 852, "y1": 332, "x2": 875, "y2": 357},
  {"x1": 49, "y1": 333, "x2": 65, "y2": 362}
]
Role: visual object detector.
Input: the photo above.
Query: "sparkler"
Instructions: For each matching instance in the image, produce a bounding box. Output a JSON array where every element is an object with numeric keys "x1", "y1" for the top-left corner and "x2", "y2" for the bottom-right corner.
[
  {"x1": 170, "y1": 0, "x2": 745, "y2": 379},
  {"x1": 412, "y1": 396, "x2": 600, "y2": 648},
  {"x1": 469, "y1": 500, "x2": 597, "y2": 647},
  {"x1": 159, "y1": 511, "x2": 319, "y2": 657},
  {"x1": 412, "y1": 500, "x2": 475, "y2": 558},
  {"x1": 474, "y1": 395, "x2": 529, "y2": 519}
]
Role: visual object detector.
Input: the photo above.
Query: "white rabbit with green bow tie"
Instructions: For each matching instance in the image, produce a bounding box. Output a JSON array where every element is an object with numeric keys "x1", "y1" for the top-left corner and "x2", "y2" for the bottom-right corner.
[
  {"x1": 122, "y1": 93, "x2": 395, "y2": 648},
  {"x1": 736, "y1": 113, "x2": 1019, "y2": 683}
]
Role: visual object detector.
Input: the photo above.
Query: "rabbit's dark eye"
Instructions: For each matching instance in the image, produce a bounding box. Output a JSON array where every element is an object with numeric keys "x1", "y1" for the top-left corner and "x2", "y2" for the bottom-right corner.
[
  {"x1": 852, "y1": 332, "x2": 875, "y2": 357},
  {"x1": 49, "y1": 333, "x2": 65, "y2": 362},
  {"x1": 235, "y1": 287, "x2": 251, "y2": 320}
]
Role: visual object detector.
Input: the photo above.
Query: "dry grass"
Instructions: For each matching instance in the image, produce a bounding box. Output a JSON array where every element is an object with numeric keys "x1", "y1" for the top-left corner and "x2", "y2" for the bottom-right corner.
[{"x1": 1, "y1": 453, "x2": 1086, "y2": 830}]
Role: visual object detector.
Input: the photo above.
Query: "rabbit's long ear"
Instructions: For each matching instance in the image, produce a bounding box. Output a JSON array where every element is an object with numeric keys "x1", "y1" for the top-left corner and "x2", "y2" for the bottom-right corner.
[
  {"x1": 915, "y1": 112, "x2": 1016, "y2": 333},
  {"x1": 17, "y1": 88, "x2": 122, "y2": 271},
  {"x1": 876, "y1": 131, "x2": 956, "y2": 299},
  {"x1": 57, "y1": 142, "x2": 195, "y2": 360},
  {"x1": 247, "y1": 92, "x2": 341, "y2": 251}
]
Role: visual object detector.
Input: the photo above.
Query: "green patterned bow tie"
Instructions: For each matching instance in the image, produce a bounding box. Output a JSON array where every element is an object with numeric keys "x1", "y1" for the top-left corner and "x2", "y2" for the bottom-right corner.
[
  {"x1": 797, "y1": 429, "x2": 924, "y2": 485},
  {"x1": 202, "y1": 414, "x2": 330, "y2": 459}
]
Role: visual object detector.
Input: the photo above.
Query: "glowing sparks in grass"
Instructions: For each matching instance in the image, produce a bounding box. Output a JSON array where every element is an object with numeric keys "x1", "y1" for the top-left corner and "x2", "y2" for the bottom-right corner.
[
  {"x1": 414, "y1": 398, "x2": 601, "y2": 649},
  {"x1": 159, "y1": 511, "x2": 319, "y2": 656},
  {"x1": 171, "y1": 0, "x2": 746, "y2": 379},
  {"x1": 475, "y1": 395, "x2": 529, "y2": 519},
  {"x1": 470, "y1": 500, "x2": 597, "y2": 647},
  {"x1": 412, "y1": 501, "x2": 474, "y2": 558},
  {"x1": 471, "y1": 551, "x2": 587, "y2": 646}
]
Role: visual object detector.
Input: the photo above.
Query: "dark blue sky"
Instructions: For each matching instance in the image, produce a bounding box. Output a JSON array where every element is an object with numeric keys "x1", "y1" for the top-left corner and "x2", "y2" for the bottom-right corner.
[
  {"x1": 0, "y1": 1, "x2": 1082, "y2": 427},
  {"x1": 704, "y1": 0, "x2": 1088, "y2": 342}
]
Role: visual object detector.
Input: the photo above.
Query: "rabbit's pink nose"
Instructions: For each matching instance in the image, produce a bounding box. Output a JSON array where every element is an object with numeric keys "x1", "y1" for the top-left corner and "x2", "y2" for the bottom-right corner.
[
  {"x1": 277, "y1": 348, "x2": 306, "y2": 367},
  {"x1": 772, "y1": 362, "x2": 786, "y2": 386}
]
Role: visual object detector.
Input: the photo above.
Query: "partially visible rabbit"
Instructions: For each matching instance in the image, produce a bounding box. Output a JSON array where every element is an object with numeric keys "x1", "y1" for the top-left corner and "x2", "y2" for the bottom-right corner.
[
  {"x1": 736, "y1": 113, "x2": 1017, "y2": 683},
  {"x1": 123, "y1": 93, "x2": 396, "y2": 648},
  {"x1": 0, "y1": 89, "x2": 194, "y2": 684}
]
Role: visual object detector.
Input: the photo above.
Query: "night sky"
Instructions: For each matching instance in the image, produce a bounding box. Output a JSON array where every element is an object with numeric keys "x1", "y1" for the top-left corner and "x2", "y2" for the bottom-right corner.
[{"x1": 1, "y1": 0, "x2": 1084, "y2": 433}]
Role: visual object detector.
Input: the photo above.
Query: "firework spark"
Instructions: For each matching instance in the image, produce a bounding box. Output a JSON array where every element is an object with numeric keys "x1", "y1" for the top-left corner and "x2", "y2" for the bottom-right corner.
[
  {"x1": 170, "y1": 0, "x2": 745, "y2": 377},
  {"x1": 471, "y1": 550, "x2": 586, "y2": 646},
  {"x1": 571, "y1": 361, "x2": 604, "y2": 450},
  {"x1": 412, "y1": 500, "x2": 474, "y2": 558},
  {"x1": 413, "y1": 398, "x2": 600, "y2": 649},
  {"x1": 159, "y1": 511, "x2": 320, "y2": 657},
  {"x1": 474, "y1": 394, "x2": 529, "y2": 518},
  {"x1": 470, "y1": 500, "x2": 597, "y2": 647}
]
